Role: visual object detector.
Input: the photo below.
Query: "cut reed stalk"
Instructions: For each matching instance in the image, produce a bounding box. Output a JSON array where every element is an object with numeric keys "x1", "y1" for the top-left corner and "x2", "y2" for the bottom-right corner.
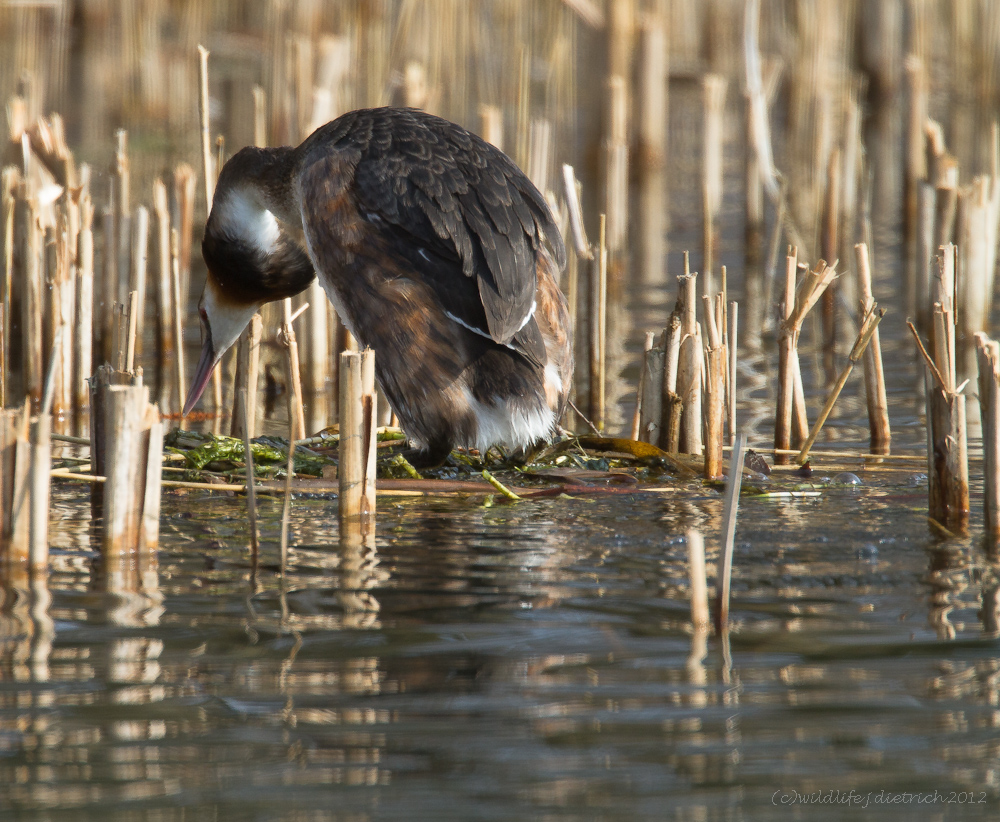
[
  {"x1": 914, "y1": 255, "x2": 969, "y2": 528},
  {"x1": 727, "y1": 301, "x2": 738, "y2": 446},
  {"x1": 659, "y1": 312, "x2": 682, "y2": 453},
  {"x1": 957, "y1": 175, "x2": 1000, "y2": 347},
  {"x1": 339, "y1": 348, "x2": 377, "y2": 527},
  {"x1": 0, "y1": 402, "x2": 30, "y2": 558},
  {"x1": 636, "y1": 331, "x2": 663, "y2": 445},
  {"x1": 775, "y1": 254, "x2": 837, "y2": 463},
  {"x1": 152, "y1": 180, "x2": 174, "y2": 411},
  {"x1": 101, "y1": 383, "x2": 162, "y2": 556},
  {"x1": 167, "y1": 231, "x2": 187, "y2": 421},
  {"x1": 855, "y1": 242, "x2": 891, "y2": 454},
  {"x1": 17, "y1": 193, "x2": 44, "y2": 409},
  {"x1": 588, "y1": 216, "x2": 608, "y2": 431},
  {"x1": 702, "y1": 295, "x2": 725, "y2": 478},
  {"x1": 28, "y1": 410, "x2": 50, "y2": 570},
  {"x1": 73, "y1": 182, "x2": 93, "y2": 429},
  {"x1": 281, "y1": 298, "x2": 306, "y2": 441},
  {"x1": 231, "y1": 313, "x2": 262, "y2": 441},
  {"x1": 821, "y1": 148, "x2": 840, "y2": 368},
  {"x1": 976, "y1": 333, "x2": 1000, "y2": 541},
  {"x1": 677, "y1": 272, "x2": 702, "y2": 455},
  {"x1": 130, "y1": 205, "x2": 149, "y2": 365}
]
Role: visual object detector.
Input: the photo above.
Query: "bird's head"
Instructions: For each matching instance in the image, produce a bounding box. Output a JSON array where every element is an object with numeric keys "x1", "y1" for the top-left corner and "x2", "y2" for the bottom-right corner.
[{"x1": 183, "y1": 148, "x2": 315, "y2": 416}]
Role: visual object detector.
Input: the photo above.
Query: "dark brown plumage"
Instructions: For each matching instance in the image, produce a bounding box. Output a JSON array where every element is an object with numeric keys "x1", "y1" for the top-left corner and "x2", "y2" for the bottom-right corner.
[{"x1": 185, "y1": 107, "x2": 573, "y2": 466}]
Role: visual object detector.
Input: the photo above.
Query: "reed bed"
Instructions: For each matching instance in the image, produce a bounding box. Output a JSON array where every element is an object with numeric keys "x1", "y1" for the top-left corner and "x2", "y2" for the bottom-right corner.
[{"x1": 2, "y1": 0, "x2": 1000, "y2": 577}]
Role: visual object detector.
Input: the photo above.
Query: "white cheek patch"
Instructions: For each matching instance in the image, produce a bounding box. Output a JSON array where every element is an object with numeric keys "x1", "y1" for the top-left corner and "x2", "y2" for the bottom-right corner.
[{"x1": 217, "y1": 188, "x2": 281, "y2": 257}]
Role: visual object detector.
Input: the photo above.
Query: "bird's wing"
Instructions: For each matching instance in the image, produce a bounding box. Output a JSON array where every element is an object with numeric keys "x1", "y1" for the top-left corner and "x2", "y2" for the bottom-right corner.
[{"x1": 339, "y1": 108, "x2": 564, "y2": 349}]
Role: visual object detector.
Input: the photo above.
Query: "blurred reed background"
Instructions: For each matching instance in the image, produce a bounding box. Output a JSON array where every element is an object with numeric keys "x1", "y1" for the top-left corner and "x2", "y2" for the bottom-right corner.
[{"x1": 2, "y1": 0, "x2": 1000, "y2": 443}]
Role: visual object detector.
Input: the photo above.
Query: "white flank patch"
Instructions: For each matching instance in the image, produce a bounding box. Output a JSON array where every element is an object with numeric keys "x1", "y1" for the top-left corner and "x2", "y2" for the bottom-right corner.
[
  {"x1": 218, "y1": 188, "x2": 281, "y2": 257},
  {"x1": 463, "y1": 386, "x2": 554, "y2": 453}
]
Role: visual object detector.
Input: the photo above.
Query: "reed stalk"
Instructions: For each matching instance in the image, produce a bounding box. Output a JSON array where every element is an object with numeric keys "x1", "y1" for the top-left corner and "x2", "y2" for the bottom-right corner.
[
  {"x1": 702, "y1": 296, "x2": 726, "y2": 478},
  {"x1": 130, "y1": 205, "x2": 149, "y2": 365},
  {"x1": 281, "y1": 298, "x2": 307, "y2": 442},
  {"x1": 231, "y1": 314, "x2": 262, "y2": 440},
  {"x1": 797, "y1": 305, "x2": 885, "y2": 465},
  {"x1": 976, "y1": 333, "x2": 1000, "y2": 541},
  {"x1": 339, "y1": 348, "x2": 377, "y2": 527},
  {"x1": 677, "y1": 272, "x2": 702, "y2": 455},
  {"x1": 660, "y1": 311, "x2": 682, "y2": 453},
  {"x1": 636, "y1": 331, "x2": 663, "y2": 445},
  {"x1": 73, "y1": 180, "x2": 93, "y2": 430},
  {"x1": 727, "y1": 301, "x2": 738, "y2": 446},
  {"x1": 855, "y1": 242, "x2": 891, "y2": 453},
  {"x1": 152, "y1": 180, "x2": 174, "y2": 411},
  {"x1": 588, "y1": 216, "x2": 607, "y2": 431},
  {"x1": 171, "y1": 229, "x2": 187, "y2": 418}
]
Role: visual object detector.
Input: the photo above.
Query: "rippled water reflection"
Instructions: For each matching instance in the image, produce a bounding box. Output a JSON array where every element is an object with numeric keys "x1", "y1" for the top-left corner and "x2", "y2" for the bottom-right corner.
[{"x1": 4, "y1": 463, "x2": 1000, "y2": 821}]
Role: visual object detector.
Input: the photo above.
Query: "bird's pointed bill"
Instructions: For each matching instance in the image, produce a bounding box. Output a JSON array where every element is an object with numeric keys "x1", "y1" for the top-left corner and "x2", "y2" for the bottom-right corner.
[{"x1": 183, "y1": 338, "x2": 217, "y2": 416}]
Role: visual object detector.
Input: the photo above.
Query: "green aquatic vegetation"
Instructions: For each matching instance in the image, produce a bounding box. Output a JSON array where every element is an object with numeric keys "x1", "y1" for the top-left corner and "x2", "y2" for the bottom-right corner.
[{"x1": 168, "y1": 431, "x2": 331, "y2": 477}]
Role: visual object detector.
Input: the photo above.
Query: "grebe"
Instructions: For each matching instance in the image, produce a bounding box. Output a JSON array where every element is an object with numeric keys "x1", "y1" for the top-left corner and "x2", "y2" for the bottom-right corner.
[{"x1": 183, "y1": 107, "x2": 573, "y2": 467}]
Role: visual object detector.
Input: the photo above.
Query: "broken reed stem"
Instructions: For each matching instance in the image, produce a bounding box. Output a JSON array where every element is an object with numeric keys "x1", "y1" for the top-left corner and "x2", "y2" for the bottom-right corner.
[
  {"x1": 677, "y1": 271, "x2": 703, "y2": 455},
  {"x1": 125, "y1": 290, "x2": 139, "y2": 373},
  {"x1": 19, "y1": 194, "x2": 44, "y2": 409},
  {"x1": 152, "y1": 180, "x2": 174, "y2": 411},
  {"x1": 171, "y1": 229, "x2": 187, "y2": 418},
  {"x1": 727, "y1": 301, "x2": 738, "y2": 446},
  {"x1": 855, "y1": 242, "x2": 891, "y2": 454},
  {"x1": 238, "y1": 386, "x2": 259, "y2": 559},
  {"x1": 75, "y1": 187, "x2": 94, "y2": 424},
  {"x1": 975, "y1": 333, "x2": 1000, "y2": 541},
  {"x1": 702, "y1": 295, "x2": 725, "y2": 478},
  {"x1": 797, "y1": 305, "x2": 885, "y2": 465},
  {"x1": 660, "y1": 312, "x2": 682, "y2": 452},
  {"x1": 130, "y1": 205, "x2": 149, "y2": 366},
  {"x1": 634, "y1": 331, "x2": 658, "y2": 442},
  {"x1": 231, "y1": 313, "x2": 262, "y2": 440},
  {"x1": 716, "y1": 433, "x2": 747, "y2": 633},
  {"x1": 917, "y1": 291, "x2": 969, "y2": 528},
  {"x1": 101, "y1": 383, "x2": 162, "y2": 556},
  {"x1": 775, "y1": 254, "x2": 837, "y2": 464},
  {"x1": 588, "y1": 216, "x2": 608, "y2": 431},
  {"x1": 339, "y1": 349, "x2": 377, "y2": 525},
  {"x1": 687, "y1": 529, "x2": 710, "y2": 630},
  {"x1": 281, "y1": 298, "x2": 307, "y2": 442}
]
